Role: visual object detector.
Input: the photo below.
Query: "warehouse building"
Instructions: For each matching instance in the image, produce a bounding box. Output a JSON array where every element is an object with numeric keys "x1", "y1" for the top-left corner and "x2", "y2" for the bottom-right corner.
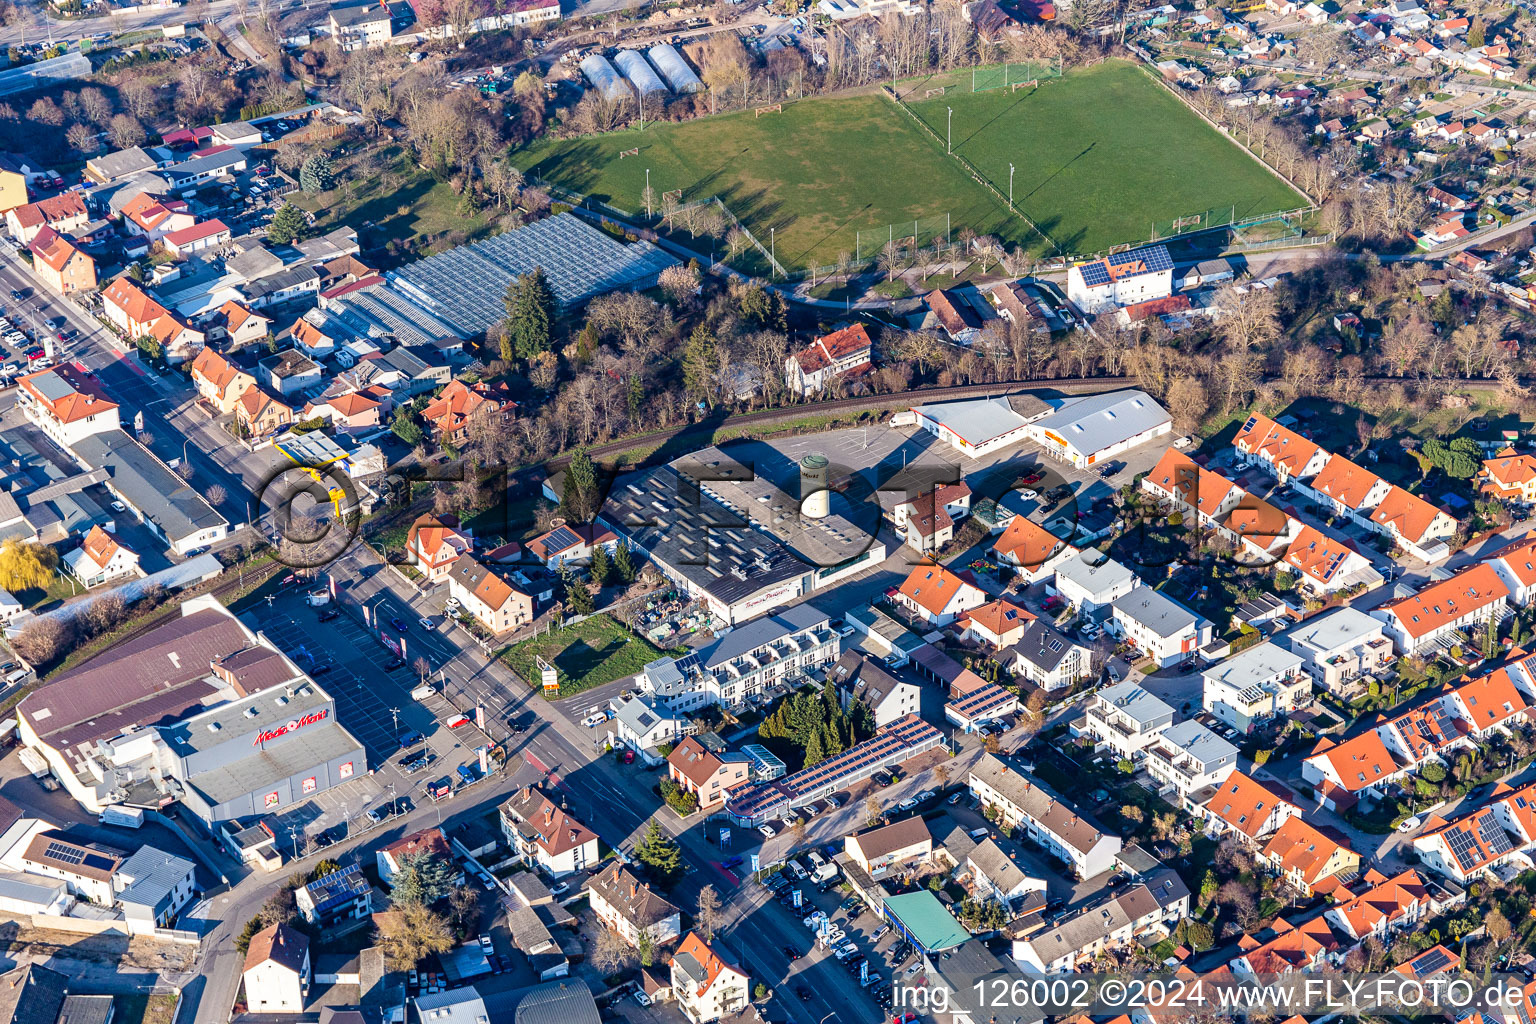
[
  {"x1": 906, "y1": 394, "x2": 1051, "y2": 459},
  {"x1": 16, "y1": 596, "x2": 366, "y2": 830},
  {"x1": 1026, "y1": 390, "x2": 1172, "y2": 469},
  {"x1": 67, "y1": 428, "x2": 229, "y2": 555}
]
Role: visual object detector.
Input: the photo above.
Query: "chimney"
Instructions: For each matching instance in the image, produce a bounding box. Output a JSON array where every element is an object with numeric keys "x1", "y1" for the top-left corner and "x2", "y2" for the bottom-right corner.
[
  {"x1": 544, "y1": 805, "x2": 554, "y2": 826},
  {"x1": 630, "y1": 881, "x2": 637, "y2": 900}
]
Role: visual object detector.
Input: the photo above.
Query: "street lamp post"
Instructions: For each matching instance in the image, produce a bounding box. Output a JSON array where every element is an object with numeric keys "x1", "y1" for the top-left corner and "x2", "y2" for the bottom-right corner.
[
  {"x1": 645, "y1": 168, "x2": 652, "y2": 218},
  {"x1": 1009, "y1": 162, "x2": 1015, "y2": 208},
  {"x1": 947, "y1": 107, "x2": 952, "y2": 154}
]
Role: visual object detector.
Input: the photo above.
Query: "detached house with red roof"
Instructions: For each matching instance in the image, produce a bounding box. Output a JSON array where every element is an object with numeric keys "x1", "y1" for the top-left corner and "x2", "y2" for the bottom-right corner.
[
  {"x1": 17, "y1": 363, "x2": 118, "y2": 448},
  {"x1": 5, "y1": 191, "x2": 87, "y2": 245},
  {"x1": 421, "y1": 379, "x2": 515, "y2": 443},
  {"x1": 499, "y1": 785, "x2": 598, "y2": 877},
  {"x1": 303, "y1": 390, "x2": 381, "y2": 434},
  {"x1": 406, "y1": 513, "x2": 472, "y2": 583},
  {"x1": 666, "y1": 736, "x2": 751, "y2": 813},
  {"x1": 1370, "y1": 562, "x2": 1509, "y2": 655},
  {"x1": 27, "y1": 226, "x2": 94, "y2": 295},
  {"x1": 893, "y1": 482, "x2": 971, "y2": 555},
  {"x1": 236, "y1": 388, "x2": 292, "y2": 440},
  {"x1": 446, "y1": 559, "x2": 533, "y2": 635},
  {"x1": 1483, "y1": 452, "x2": 1536, "y2": 502},
  {"x1": 895, "y1": 565, "x2": 987, "y2": 627},
  {"x1": 1228, "y1": 916, "x2": 1342, "y2": 974},
  {"x1": 119, "y1": 192, "x2": 193, "y2": 243},
  {"x1": 103, "y1": 277, "x2": 204, "y2": 364},
  {"x1": 957, "y1": 599, "x2": 1035, "y2": 650},
  {"x1": 189, "y1": 348, "x2": 256, "y2": 416},
  {"x1": 375, "y1": 826, "x2": 462, "y2": 886},
  {"x1": 1281, "y1": 525, "x2": 1376, "y2": 595},
  {"x1": 1258, "y1": 816, "x2": 1361, "y2": 896},
  {"x1": 671, "y1": 932, "x2": 750, "y2": 1024},
  {"x1": 1302, "y1": 730, "x2": 1408, "y2": 810},
  {"x1": 163, "y1": 218, "x2": 230, "y2": 257},
  {"x1": 206, "y1": 300, "x2": 270, "y2": 349},
  {"x1": 784, "y1": 323, "x2": 873, "y2": 396},
  {"x1": 992, "y1": 516, "x2": 1076, "y2": 583},
  {"x1": 62, "y1": 526, "x2": 140, "y2": 588}
]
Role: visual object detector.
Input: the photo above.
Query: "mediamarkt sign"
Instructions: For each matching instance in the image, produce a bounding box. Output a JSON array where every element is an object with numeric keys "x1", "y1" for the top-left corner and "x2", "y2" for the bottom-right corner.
[{"x1": 253, "y1": 709, "x2": 329, "y2": 746}]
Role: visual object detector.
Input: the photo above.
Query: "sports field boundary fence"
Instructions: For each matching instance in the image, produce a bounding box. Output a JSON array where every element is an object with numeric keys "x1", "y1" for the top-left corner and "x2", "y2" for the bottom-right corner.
[{"x1": 881, "y1": 86, "x2": 1061, "y2": 256}]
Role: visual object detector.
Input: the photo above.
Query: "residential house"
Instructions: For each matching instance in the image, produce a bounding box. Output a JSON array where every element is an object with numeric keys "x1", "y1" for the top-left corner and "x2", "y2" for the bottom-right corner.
[
  {"x1": 893, "y1": 482, "x2": 971, "y2": 554},
  {"x1": 1443, "y1": 667, "x2": 1529, "y2": 739},
  {"x1": 844, "y1": 817, "x2": 933, "y2": 880},
  {"x1": 1014, "y1": 871, "x2": 1189, "y2": 972},
  {"x1": 119, "y1": 192, "x2": 193, "y2": 243},
  {"x1": 895, "y1": 565, "x2": 987, "y2": 627},
  {"x1": 5, "y1": 192, "x2": 88, "y2": 245},
  {"x1": 1304, "y1": 453, "x2": 1392, "y2": 525},
  {"x1": 242, "y1": 923, "x2": 310, "y2": 1013},
  {"x1": 1487, "y1": 530, "x2": 1536, "y2": 606},
  {"x1": 1200, "y1": 643, "x2": 1308, "y2": 734},
  {"x1": 956, "y1": 599, "x2": 1034, "y2": 650},
  {"x1": 421, "y1": 379, "x2": 515, "y2": 442},
  {"x1": 1284, "y1": 606, "x2": 1392, "y2": 696},
  {"x1": 1143, "y1": 721, "x2": 1239, "y2": 800},
  {"x1": 328, "y1": 0, "x2": 394, "y2": 48},
  {"x1": 289, "y1": 317, "x2": 337, "y2": 362},
  {"x1": 965, "y1": 836, "x2": 1046, "y2": 903},
  {"x1": 407, "y1": 513, "x2": 472, "y2": 583},
  {"x1": 924, "y1": 288, "x2": 983, "y2": 343},
  {"x1": 671, "y1": 932, "x2": 749, "y2": 1024},
  {"x1": 588, "y1": 862, "x2": 682, "y2": 949},
  {"x1": 235, "y1": 388, "x2": 293, "y2": 440},
  {"x1": 16, "y1": 364, "x2": 118, "y2": 448},
  {"x1": 1228, "y1": 916, "x2": 1341, "y2": 973},
  {"x1": 992, "y1": 516, "x2": 1076, "y2": 583},
  {"x1": 304, "y1": 391, "x2": 382, "y2": 434},
  {"x1": 944, "y1": 671, "x2": 1020, "y2": 733},
  {"x1": 375, "y1": 828, "x2": 454, "y2": 886},
  {"x1": 1009, "y1": 618, "x2": 1091, "y2": 691},
  {"x1": 1079, "y1": 681, "x2": 1174, "y2": 761},
  {"x1": 190, "y1": 348, "x2": 257, "y2": 415},
  {"x1": 446, "y1": 559, "x2": 533, "y2": 635},
  {"x1": 827, "y1": 652, "x2": 921, "y2": 728},
  {"x1": 62, "y1": 526, "x2": 139, "y2": 588},
  {"x1": 1109, "y1": 588, "x2": 1210, "y2": 668},
  {"x1": 1324, "y1": 868, "x2": 1432, "y2": 943},
  {"x1": 1232, "y1": 412, "x2": 1329, "y2": 484},
  {"x1": 1066, "y1": 244, "x2": 1174, "y2": 314},
  {"x1": 1370, "y1": 562, "x2": 1510, "y2": 655},
  {"x1": 1413, "y1": 802, "x2": 1530, "y2": 883},
  {"x1": 27, "y1": 227, "x2": 94, "y2": 295},
  {"x1": 1302, "y1": 730, "x2": 1409, "y2": 811},
  {"x1": 208, "y1": 300, "x2": 270, "y2": 349},
  {"x1": 784, "y1": 324, "x2": 873, "y2": 396},
  {"x1": 295, "y1": 862, "x2": 372, "y2": 927},
  {"x1": 1368, "y1": 485, "x2": 1456, "y2": 561},
  {"x1": 1195, "y1": 770, "x2": 1301, "y2": 843},
  {"x1": 1050, "y1": 550, "x2": 1137, "y2": 617},
  {"x1": 1481, "y1": 453, "x2": 1536, "y2": 501},
  {"x1": 113, "y1": 845, "x2": 197, "y2": 931},
  {"x1": 1281, "y1": 525, "x2": 1376, "y2": 594},
  {"x1": 260, "y1": 350, "x2": 324, "y2": 399},
  {"x1": 525, "y1": 522, "x2": 618, "y2": 569},
  {"x1": 499, "y1": 786, "x2": 599, "y2": 878},
  {"x1": 666, "y1": 736, "x2": 751, "y2": 813},
  {"x1": 1259, "y1": 816, "x2": 1361, "y2": 896},
  {"x1": 967, "y1": 753, "x2": 1122, "y2": 879}
]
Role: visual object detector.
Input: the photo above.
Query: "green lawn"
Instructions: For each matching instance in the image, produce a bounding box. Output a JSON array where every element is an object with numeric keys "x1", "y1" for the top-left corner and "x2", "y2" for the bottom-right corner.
[
  {"x1": 515, "y1": 60, "x2": 1303, "y2": 266},
  {"x1": 515, "y1": 93, "x2": 1028, "y2": 268},
  {"x1": 906, "y1": 61, "x2": 1307, "y2": 254},
  {"x1": 502, "y1": 614, "x2": 670, "y2": 699}
]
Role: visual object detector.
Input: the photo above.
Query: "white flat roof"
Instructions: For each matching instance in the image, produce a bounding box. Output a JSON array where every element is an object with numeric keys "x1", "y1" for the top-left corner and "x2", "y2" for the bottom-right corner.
[
  {"x1": 1201, "y1": 642, "x2": 1303, "y2": 688},
  {"x1": 916, "y1": 397, "x2": 1032, "y2": 446},
  {"x1": 1033, "y1": 390, "x2": 1170, "y2": 456}
]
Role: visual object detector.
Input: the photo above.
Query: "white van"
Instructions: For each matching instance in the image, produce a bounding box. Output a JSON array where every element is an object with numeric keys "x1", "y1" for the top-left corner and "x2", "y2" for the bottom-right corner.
[{"x1": 3, "y1": 669, "x2": 28, "y2": 686}]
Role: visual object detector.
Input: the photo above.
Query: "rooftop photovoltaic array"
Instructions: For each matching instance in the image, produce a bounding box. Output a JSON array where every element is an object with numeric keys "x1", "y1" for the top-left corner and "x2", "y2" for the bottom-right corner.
[
  {"x1": 1409, "y1": 948, "x2": 1452, "y2": 976},
  {"x1": 1076, "y1": 243, "x2": 1173, "y2": 287}
]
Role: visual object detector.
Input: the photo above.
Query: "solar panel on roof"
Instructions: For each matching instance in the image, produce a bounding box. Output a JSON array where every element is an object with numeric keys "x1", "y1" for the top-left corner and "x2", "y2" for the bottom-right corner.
[
  {"x1": 1412, "y1": 948, "x2": 1451, "y2": 976},
  {"x1": 82, "y1": 853, "x2": 116, "y2": 872},
  {"x1": 44, "y1": 842, "x2": 85, "y2": 865}
]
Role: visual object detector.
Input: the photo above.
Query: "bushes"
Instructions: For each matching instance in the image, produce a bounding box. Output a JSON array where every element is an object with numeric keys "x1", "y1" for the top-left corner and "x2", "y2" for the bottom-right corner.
[{"x1": 660, "y1": 778, "x2": 698, "y2": 816}]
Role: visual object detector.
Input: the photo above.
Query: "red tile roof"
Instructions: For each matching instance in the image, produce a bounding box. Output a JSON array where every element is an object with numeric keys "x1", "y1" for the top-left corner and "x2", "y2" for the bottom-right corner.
[{"x1": 1377, "y1": 562, "x2": 1509, "y2": 640}]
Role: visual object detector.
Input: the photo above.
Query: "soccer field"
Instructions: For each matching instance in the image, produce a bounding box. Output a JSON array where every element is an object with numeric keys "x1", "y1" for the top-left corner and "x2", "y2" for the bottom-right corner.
[
  {"x1": 908, "y1": 61, "x2": 1307, "y2": 254},
  {"x1": 513, "y1": 59, "x2": 1306, "y2": 268},
  {"x1": 514, "y1": 93, "x2": 1027, "y2": 270}
]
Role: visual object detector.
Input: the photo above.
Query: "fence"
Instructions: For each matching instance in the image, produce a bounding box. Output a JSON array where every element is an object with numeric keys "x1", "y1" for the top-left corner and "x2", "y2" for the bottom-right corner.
[
  {"x1": 970, "y1": 59, "x2": 1064, "y2": 93},
  {"x1": 1225, "y1": 232, "x2": 1336, "y2": 254}
]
